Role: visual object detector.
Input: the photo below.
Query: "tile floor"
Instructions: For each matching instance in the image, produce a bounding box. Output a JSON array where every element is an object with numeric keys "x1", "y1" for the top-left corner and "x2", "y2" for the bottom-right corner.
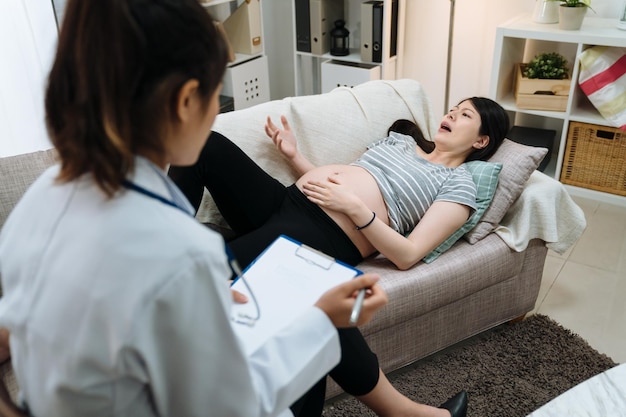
[{"x1": 531, "y1": 195, "x2": 626, "y2": 364}]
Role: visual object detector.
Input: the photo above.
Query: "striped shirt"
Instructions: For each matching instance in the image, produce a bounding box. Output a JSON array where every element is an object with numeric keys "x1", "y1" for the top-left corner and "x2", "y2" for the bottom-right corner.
[{"x1": 350, "y1": 132, "x2": 477, "y2": 235}]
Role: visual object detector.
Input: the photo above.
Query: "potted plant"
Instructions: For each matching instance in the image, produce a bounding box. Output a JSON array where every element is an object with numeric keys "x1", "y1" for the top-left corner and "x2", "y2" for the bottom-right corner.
[
  {"x1": 523, "y1": 52, "x2": 569, "y2": 80},
  {"x1": 514, "y1": 52, "x2": 571, "y2": 111},
  {"x1": 557, "y1": 0, "x2": 594, "y2": 30}
]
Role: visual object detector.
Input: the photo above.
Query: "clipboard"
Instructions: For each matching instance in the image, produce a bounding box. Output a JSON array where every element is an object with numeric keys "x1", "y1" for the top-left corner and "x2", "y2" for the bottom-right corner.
[{"x1": 230, "y1": 235, "x2": 362, "y2": 354}]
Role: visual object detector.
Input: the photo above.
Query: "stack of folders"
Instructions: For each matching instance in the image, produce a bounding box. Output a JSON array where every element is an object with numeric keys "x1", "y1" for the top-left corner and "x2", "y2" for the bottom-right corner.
[{"x1": 295, "y1": 0, "x2": 398, "y2": 61}]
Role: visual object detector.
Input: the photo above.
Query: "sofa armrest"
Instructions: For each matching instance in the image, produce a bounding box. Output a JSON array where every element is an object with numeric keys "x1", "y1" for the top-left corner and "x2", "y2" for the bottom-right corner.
[
  {"x1": 0, "y1": 149, "x2": 58, "y2": 230},
  {"x1": 495, "y1": 170, "x2": 586, "y2": 254}
]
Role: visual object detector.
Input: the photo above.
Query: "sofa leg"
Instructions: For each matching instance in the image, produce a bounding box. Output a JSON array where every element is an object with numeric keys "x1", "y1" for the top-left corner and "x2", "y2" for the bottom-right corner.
[{"x1": 508, "y1": 314, "x2": 526, "y2": 324}]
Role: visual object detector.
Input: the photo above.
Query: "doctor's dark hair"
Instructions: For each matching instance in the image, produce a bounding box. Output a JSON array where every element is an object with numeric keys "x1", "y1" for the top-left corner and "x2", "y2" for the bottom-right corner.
[
  {"x1": 461, "y1": 97, "x2": 509, "y2": 162},
  {"x1": 45, "y1": 0, "x2": 229, "y2": 196}
]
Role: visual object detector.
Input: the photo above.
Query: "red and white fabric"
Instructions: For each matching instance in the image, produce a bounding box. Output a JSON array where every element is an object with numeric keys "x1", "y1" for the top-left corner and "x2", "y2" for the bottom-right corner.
[{"x1": 578, "y1": 46, "x2": 626, "y2": 130}]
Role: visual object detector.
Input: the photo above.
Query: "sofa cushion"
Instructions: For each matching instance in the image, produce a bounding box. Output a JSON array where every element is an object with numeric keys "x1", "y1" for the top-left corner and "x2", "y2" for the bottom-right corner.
[
  {"x1": 358, "y1": 233, "x2": 529, "y2": 335},
  {"x1": 464, "y1": 139, "x2": 548, "y2": 244},
  {"x1": 0, "y1": 149, "x2": 58, "y2": 229},
  {"x1": 423, "y1": 160, "x2": 502, "y2": 263}
]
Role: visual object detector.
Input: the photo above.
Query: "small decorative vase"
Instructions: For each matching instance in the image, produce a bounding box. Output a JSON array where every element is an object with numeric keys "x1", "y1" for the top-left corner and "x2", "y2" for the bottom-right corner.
[
  {"x1": 558, "y1": 5, "x2": 587, "y2": 30},
  {"x1": 533, "y1": 0, "x2": 559, "y2": 24}
]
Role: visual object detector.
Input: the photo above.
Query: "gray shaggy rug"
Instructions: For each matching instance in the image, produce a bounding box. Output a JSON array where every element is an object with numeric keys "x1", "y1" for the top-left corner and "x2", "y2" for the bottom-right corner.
[{"x1": 323, "y1": 314, "x2": 618, "y2": 417}]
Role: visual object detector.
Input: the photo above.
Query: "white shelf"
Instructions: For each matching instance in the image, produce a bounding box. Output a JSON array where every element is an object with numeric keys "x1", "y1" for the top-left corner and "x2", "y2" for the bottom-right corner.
[
  {"x1": 200, "y1": 0, "x2": 235, "y2": 8},
  {"x1": 292, "y1": 0, "x2": 405, "y2": 96},
  {"x1": 497, "y1": 14, "x2": 626, "y2": 47},
  {"x1": 490, "y1": 14, "x2": 626, "y2": 207},
  {"x1": 203, "y1": 0, "x2": 270, "y2": 110}
]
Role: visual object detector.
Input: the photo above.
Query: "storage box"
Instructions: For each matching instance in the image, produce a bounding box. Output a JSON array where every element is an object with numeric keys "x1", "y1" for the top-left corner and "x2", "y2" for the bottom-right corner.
[
  {"x1": 507, "y1": 125, "x2": 556, "y2": 172},
  {"x1": 321, "y1": 60, "x2": 381, "y2": 94},
  {"x1": 514, "y1": 64, "x2": 570, "y2": 112},
  {"x1": 222, "y1": 55, "x2": 270, "y2": 111},
  {"x1": 560, "y1": 122, "x2": 626, "y2": 196}
]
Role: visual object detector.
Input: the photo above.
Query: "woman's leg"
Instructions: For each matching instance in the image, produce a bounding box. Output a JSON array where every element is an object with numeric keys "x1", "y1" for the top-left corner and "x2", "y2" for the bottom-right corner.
[
  {"x1": 227, "y1": 184, "x2": 364, "y2": 268},
  {"x1": 168, "y1": 131, "x2": 287, "y2": 233},
  {"x1": 227, "y1": 187, "x2": 453, "y2": 416},
  {"x1": 355, "y1": 370, "x2": 452, "y2": 417}
]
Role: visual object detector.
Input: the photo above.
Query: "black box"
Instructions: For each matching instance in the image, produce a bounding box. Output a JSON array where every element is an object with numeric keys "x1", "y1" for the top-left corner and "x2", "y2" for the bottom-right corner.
[
  {"x1": 506, "y1": 126, "x2": 555, "y2": 172},
  {"x1": 219, "y1": 95, "x2": 234, "y2": 113}
]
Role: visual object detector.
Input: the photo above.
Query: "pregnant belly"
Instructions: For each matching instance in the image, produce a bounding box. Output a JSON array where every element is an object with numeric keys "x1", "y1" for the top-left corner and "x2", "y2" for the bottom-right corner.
[{"x1": 295, "y1": 165, "x2": 388, "y2": 257}]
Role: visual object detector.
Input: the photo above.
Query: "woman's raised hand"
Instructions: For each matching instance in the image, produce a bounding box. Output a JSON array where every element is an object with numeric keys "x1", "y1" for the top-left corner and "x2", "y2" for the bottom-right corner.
[
  {"x1": 265, "y1": 115, "x2": 298, "y2": 160},
  {"x1": 315, "y1": 274, "x2": 387, "y2": 328}
]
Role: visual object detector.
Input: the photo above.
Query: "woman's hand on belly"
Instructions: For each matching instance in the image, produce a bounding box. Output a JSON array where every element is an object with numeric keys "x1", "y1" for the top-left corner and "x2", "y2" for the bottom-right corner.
[
  {"x1": 297, "y1": 165, "x2": 389, "y2": 257},
  {"x1": 301, "y1": 174, "x2": 362, "y2": 214},
  {"x1": 296, "y1": 165, "x2": 387, "y2": 219}
]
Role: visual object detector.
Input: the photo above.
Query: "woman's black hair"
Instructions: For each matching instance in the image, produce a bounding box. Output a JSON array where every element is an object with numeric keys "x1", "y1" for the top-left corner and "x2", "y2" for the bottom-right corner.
[
  {"x1": 387, "y1": 119, "x2": 434, "y2": 153},
  {"x1": 461, "y1": 97, "x2": 510, "y2": 162},
  {"x1": 387, "y1": 97, "x2": 508, "y2": 161}
]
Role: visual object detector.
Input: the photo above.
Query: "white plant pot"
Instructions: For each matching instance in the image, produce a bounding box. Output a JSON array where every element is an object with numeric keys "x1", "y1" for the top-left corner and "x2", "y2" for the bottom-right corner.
[{"x1": 558, "y1": 5, "x2": 587, "y2": 30}]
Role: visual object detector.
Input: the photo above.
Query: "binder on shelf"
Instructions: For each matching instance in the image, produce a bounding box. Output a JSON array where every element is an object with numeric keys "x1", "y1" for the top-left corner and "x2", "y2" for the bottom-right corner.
[
  {"x1": 222, "y1": 0, "x2": 262, "y2": 55},
  {"x1": 360, "y1": 1, "x2": 375, "y2": 62},
  {"x1": 310, "y1": 0, "x2": 344, "y2": 55},
  {"x1": 390, "y1": 0, "x2": 398, "y2": 57},
  {"x1": 215, "y1": 20, "x2": 236, "y2": 63},
  {"x1": 361, "y1": 1, "x2": 383, "y2": 62},
  {"x1": 372, "y1": 1, "x2": 383, "y2": 63},
  {"x1": 295, "y1": 0, "x2": 312, "y2": 52}
]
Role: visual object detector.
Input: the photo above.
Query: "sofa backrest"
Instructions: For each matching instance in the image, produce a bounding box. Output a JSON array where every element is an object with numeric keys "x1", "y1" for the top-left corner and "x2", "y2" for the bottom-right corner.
[
  {"x1": 198, "y1": 79, "x2": 439, "y2": 224},
  {"x1": 0, "y1": 149, "x2": 58, "y2": 230},
  {"x1": 0, "y1": 80, "x2": 439, "y2": 230}
]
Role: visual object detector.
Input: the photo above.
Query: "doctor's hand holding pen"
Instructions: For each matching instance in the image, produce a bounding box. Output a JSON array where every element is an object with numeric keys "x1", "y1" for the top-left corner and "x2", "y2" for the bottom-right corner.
[
  {"x1": 230, "y1": 273, "x2": 387, "y2": 328},
  {"x1": 315, "y1": 274, "x2": 387, "y2": 328}
]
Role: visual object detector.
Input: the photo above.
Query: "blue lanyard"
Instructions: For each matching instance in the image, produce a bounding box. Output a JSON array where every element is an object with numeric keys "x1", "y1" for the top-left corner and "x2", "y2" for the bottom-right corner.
[
  {"x1": 123, "y1": 179, "x2": 260, "y2": 326},
  {"x1": 121, "y1": 179, "x2": 191, "y2": 217}
]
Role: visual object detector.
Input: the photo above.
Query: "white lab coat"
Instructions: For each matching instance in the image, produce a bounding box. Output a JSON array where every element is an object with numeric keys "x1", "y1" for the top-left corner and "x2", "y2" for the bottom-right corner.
[{"x1": 0, "y1": 157, "x2": 340, "y2": 417}]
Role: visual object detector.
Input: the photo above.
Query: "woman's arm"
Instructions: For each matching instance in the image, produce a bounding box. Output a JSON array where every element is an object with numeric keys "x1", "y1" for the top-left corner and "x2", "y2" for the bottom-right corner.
[
  {"x1": 265, "y1": 115, "x2": 316, "y2": 176},
  {"x1": 303, "y1": 176, "x2": 469, "y2": 270},
  {"x1": 377, "y1": 201, "x2": 469, "y2": 269}
]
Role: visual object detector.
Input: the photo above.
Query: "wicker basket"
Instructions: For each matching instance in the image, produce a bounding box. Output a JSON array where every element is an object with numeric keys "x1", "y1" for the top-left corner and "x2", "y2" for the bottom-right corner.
[{"x1": 560, "y1": 122, "x2": 626, "y2": 196}]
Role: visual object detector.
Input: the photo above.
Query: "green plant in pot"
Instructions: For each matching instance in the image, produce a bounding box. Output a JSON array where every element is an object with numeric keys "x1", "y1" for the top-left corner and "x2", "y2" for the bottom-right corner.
[
  {"x1": 515, "y1": 52, "x2": 571, "y2": 111},
  {"x1": 523, "y1": 52, "x2": 569, "y2": 80},
  {"x1": 559, "y1": 0, "x2": 594, "y2": 11}
]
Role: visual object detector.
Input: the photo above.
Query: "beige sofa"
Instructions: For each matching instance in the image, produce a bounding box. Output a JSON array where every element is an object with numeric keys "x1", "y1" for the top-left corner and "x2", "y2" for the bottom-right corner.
[{"x1": 0, "y1": 79, "x2": 585, "y2": 402}]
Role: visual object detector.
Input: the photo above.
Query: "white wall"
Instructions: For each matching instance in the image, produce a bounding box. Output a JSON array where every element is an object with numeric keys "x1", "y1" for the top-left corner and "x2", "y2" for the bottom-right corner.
[
  {"x1": 403, "y1": 0, "x2": 624, "y2": 118},
  {"x1": 2, "y1": 0, "x2": 624, "y2": 157},
  {"x1": 0, "y1": 0, "x2": 57, "y2": 157}
]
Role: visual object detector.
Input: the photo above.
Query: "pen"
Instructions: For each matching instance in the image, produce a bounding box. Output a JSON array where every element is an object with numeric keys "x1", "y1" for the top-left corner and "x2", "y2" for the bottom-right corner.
[{"x1": 349, "y1": 287, "x2": 367, "y2": 325}]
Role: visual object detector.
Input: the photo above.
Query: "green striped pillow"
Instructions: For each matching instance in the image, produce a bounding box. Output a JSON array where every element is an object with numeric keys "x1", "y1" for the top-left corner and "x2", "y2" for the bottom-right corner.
[{"x1": 423, "y1": 161, "x2": 502, "y2": 264}]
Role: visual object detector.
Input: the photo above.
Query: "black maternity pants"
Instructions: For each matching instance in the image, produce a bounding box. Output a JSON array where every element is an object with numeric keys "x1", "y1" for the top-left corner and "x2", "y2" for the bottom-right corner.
[{"x1": 168, "y1": 131, "x2": 380, "y2": 417}]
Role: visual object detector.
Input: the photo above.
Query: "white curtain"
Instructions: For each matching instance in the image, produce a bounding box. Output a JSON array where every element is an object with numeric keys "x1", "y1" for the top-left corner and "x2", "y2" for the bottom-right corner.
[{"x1": 0, "y1": 0, "x2": 57, "y2": 157}]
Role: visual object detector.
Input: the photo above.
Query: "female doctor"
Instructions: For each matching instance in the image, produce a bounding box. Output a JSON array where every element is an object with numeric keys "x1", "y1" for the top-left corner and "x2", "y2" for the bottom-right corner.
[{"x1": 0, "y1": 0, "x2": 387, "y2": 416}]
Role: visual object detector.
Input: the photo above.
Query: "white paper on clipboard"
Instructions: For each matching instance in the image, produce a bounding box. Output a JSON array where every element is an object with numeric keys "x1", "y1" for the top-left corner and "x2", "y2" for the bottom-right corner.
[{"x1": 230, "y1": 235, "x2": 362, "y2": 354}]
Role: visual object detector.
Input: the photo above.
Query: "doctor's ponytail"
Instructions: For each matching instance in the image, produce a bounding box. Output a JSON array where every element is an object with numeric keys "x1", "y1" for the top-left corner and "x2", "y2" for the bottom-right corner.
[{"x1": 46, "y1": 0, "x2": 229, "y2": 196}]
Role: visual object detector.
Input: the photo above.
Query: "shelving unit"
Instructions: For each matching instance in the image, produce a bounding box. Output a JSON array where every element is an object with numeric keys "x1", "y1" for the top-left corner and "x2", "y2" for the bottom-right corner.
[
  {"x1": 292, "y1": 0, "x2": 406, "y2": 96},
  {"x1": 202, "y1": 0, "x2": 270, "y2": 111},
  {"x1": 490, "y1": 14, "x2": 626, "y2": 207}
]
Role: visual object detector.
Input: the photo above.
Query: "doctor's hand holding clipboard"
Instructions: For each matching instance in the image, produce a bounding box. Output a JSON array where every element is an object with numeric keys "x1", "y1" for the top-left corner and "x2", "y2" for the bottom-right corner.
[{"x1": 229, "y1": 236, "x2": 388, "y2": 354}]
